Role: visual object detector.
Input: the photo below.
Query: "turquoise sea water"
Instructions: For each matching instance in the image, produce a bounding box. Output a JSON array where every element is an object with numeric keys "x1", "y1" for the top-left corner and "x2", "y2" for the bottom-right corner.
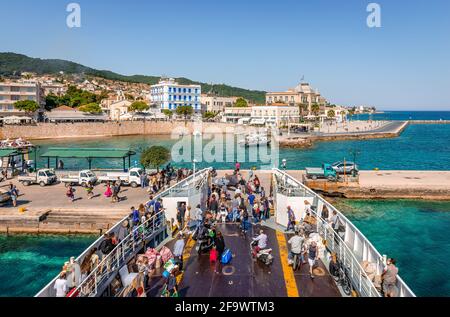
[
  {"x1": 337, "y1": 199, "x2": 450, "y2": 297},
  {"x1": 351, "y1": 111, "x2": 450, "y2": 121},
  {"x1": 0, "y1": 235, "x2": 95, "y2": 297},
  {"x1": 32, "y1": 123, "x2": 450, "y2": 171}
]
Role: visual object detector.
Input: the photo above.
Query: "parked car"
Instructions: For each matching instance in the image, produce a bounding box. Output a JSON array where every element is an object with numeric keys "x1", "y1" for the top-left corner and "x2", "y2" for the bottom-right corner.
[
  {"x1": 18, "y1": 169, "x2": 57, "y2": 187},
  {"x1": 60, "y1": 170, "x2": 97, "y2": 187},
  {"x1": 305, "y1": 163, "x2": 338, "y2": 181},
  {"x1": 97, "y1": 168, "x2": 144, "y2": 188},
  {"x1": 331, "y1": 161, "x2": 359, "y2": 175}
]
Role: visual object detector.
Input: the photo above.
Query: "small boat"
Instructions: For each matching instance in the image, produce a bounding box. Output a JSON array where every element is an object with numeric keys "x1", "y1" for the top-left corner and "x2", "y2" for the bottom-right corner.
[
  {"x1": 0, "y1": 138, "x2": 34, "y2": 149},
  {"x1": 238, "y1": 134, "x2": 271, "y2": 147},
  {"x1": 193, "y1": 130, "x2": 202, "y2": 137}
]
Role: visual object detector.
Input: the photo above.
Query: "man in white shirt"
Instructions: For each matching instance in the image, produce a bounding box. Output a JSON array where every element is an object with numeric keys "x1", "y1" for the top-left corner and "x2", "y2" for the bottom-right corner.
[
  {"x1": 252, "y1": 229, "x2": 268, "y2": 257},
  {"x1": 288, "y1": 231, "x2": 305, "y2": 265},
  {"x1": 54, "y1": 272, "x2": 68, "y2": 297},
  {"x1": 173, "y1": 233, "x2": 186, "y2": 271},
  {"x1": 194, "y1": 204, "x2": 203, "y2": 231},
  {"x1": 329, "y1": 210, "x2": 340, "y2": 231}
]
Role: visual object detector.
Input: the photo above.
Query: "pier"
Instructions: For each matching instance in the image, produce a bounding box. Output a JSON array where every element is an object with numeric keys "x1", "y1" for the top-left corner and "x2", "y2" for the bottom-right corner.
[
  {"x1": 408, "y1": 120, "x2": 450, "y2": 124},
  {"x1": 290, "y1": 170, "x2": 450, "y2": 200},
  {"x1": 279, "y1": 121, "x2": 408, "y2": 148},
  {"x1": 0, "y1": 180, "x2": 145, "y2": 234}
]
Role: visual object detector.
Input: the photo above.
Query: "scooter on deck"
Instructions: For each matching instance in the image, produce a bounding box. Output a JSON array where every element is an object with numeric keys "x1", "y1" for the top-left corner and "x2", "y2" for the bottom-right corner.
[{"x1": 250, "y1": 240, "x2": 274, "y2": 266}]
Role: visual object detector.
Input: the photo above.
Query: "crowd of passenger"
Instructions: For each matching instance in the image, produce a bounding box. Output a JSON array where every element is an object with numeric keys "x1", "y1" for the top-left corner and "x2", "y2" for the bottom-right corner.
[{"x1": 52, "y1": 162, "x2": 400, "y2": 298}]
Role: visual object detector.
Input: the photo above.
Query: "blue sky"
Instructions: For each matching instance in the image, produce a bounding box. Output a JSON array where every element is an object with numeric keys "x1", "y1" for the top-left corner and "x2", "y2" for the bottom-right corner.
[{"x1": 1, "y1": 0, "x2": 449, "y2": 110}]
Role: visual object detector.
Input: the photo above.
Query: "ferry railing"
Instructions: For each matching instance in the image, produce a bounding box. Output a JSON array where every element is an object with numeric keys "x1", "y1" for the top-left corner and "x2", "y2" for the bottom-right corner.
[
  {"x1": 70, "y1": 210, "x2": 166, "y2": 297},
  {"x1": 274, "y1": 178, "x2": 380, "y2": 297},
  {"x1": 71, "y1": 170, "x2": 211, "y2": 297},
  {"x1": 35, "y1": 168, "x2": 212, "y2": 297},
  {"x1": 272, "y1": 168, "x2": 416, "y2": 297}
]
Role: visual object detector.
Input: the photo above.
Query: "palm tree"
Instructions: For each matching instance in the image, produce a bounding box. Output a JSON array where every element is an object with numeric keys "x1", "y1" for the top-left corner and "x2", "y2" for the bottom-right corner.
[
  {"x1": 311, "y1": 104, "x2": 320, "y2": 117},
  {"x1": 327, "y1": 109, "x2": 336, "y2": 119},
  {"x1": 175, "y1": 105, "x2": 194, "y2": 125}
]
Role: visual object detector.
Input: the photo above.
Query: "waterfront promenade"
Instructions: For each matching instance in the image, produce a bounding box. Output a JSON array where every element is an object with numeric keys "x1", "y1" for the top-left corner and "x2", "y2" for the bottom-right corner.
[
  {"x1": 280, "y1": 121, "x2": 408, "y2": 147},
  {"x1": 318, "y1": 120, "x2": 391, "y2": 133},
  {"x1": 0, "y1": 181, "x2": 147, "y2": 234}
]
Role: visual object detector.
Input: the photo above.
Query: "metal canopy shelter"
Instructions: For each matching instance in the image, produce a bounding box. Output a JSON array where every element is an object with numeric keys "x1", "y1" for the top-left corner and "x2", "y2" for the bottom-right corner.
[
  {"x1": 0, "y1": 147, "x2": 36, "y2": 172},
  {"x1": 0, "y1": 149, "x2": 19, "y2": 157},
  {"x1": 40, "y1": 147, "x2": 137, "y2": 171}
]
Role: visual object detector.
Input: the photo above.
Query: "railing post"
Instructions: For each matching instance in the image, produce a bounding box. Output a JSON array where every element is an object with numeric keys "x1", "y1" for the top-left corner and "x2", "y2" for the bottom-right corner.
[
  {"x1": 359, "y1": 268, "x2": 362, "y2": 294},
  {"x1": 123, "y1": 239, "x2": 126, "y2": 260},
  {"x1": 94, "y1": 271, "x2": 98, "y2": 295}
]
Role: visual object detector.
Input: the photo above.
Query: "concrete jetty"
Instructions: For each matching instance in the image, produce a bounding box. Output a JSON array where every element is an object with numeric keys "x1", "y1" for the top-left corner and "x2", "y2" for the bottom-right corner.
[
  {"x1": 0, "y1": 180, "x2": 147, "y2": 235},
  {"x1": 279, "y1": 121, "x2": 408, "y2": 148},
  {"x1": 292, "y1": 170, "x2": 450, "y2": 200},
  {"x1": 409, "y1": 120, "x2": 450, "y2": 124}
]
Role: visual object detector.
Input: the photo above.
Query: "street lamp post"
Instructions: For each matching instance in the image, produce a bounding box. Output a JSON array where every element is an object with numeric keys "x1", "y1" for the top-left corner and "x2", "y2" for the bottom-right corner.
[
  {"x1": 349, "y1": 149, "x2": 360, "y2": 177},
  {"x1": 287, "y1": 114, "x2": 291, "y2": 137}
]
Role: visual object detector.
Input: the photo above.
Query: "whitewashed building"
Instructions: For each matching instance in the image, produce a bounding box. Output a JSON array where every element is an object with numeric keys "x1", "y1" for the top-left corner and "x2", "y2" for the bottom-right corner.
[
  {"x1": 150, "y1": 78, "x2": 201, "y2": 112},
  {"x1": 0, "y1": 81, "x2": 45, "y2": 118},
  {"x1": 200, "y1": 94, "x2": 238, "y2": 113},
  {"x1": 251, "y1": 104, "x2": 300, "y2": 126}
]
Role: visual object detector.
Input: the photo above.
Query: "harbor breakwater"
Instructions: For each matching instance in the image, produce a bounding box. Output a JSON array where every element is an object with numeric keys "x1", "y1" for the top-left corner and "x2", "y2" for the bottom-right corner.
[
  {"x1": 279, "y1": 121, "x2": 409, "y2": 147},
  {"x1": 409, "y1": 120, "x2": 450, "y2": 124}
]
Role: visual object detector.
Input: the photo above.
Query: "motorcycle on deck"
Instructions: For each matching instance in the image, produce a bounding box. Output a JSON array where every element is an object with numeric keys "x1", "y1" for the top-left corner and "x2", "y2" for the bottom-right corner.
[{"x1": 251, "y1": 240, "x2": 273, "y2": 266}]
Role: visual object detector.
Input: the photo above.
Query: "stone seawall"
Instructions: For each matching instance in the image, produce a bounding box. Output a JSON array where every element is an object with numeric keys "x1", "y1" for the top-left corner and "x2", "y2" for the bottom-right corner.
[{"x1": 0, "y1": 121, "x2": 246, "y2": 140}]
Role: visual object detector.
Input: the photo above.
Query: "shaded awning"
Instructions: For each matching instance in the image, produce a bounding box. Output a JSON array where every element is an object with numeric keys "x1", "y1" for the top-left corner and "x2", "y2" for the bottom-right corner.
[
  {"x1": 40, "y1": 148, "x2": 136, "y2": 159},
  {"x1": 0, "y1": 149, "x2": 19, "y2": 157}
]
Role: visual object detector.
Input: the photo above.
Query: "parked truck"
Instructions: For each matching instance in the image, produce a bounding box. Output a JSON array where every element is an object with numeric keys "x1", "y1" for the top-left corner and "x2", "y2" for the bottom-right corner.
[
  {"x1": 59, "y1": 170, "x2": 98, "y2": 187},
  {"x1": 97, "y1": 168, "x2": 144, "y2": 188},
  {"x1": 18, "y1": 169, "x2": 58, "y2": 187},
  {"x1": 305, "y1": 163, "x2": 338, "y2": 181}
]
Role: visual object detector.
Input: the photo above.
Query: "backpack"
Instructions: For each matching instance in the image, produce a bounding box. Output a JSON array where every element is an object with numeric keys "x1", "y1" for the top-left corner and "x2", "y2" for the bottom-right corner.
[
  {"x1": 221, "y1": 249, "x2": 232, "y2": 264},
  {"x1": 99, "y1": 239, "x2": 112, "y2": 254}
]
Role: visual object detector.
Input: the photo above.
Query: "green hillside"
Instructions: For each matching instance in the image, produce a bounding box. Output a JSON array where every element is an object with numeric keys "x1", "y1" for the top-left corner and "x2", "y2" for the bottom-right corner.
[{"x1": 0, "y1": 52, "x2": 266, "y2": 103}]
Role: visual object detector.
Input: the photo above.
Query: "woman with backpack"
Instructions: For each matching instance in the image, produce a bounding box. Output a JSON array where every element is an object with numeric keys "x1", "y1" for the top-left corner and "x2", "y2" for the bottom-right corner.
[{"x1": 66, "y1": 185, "x2": 75, "y2": 202}]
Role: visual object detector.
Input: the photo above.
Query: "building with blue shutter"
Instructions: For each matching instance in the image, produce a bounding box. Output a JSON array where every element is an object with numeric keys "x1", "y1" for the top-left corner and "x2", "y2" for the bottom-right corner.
[{"x1": 150, "y1": 78, "x2": 201, "y2": 112}]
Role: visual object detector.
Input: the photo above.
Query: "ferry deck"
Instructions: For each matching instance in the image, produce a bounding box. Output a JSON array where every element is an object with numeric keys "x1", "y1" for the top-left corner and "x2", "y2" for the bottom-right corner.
[{"x1": 36, "y1": 168, "x2": 415, "y2": 298}]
